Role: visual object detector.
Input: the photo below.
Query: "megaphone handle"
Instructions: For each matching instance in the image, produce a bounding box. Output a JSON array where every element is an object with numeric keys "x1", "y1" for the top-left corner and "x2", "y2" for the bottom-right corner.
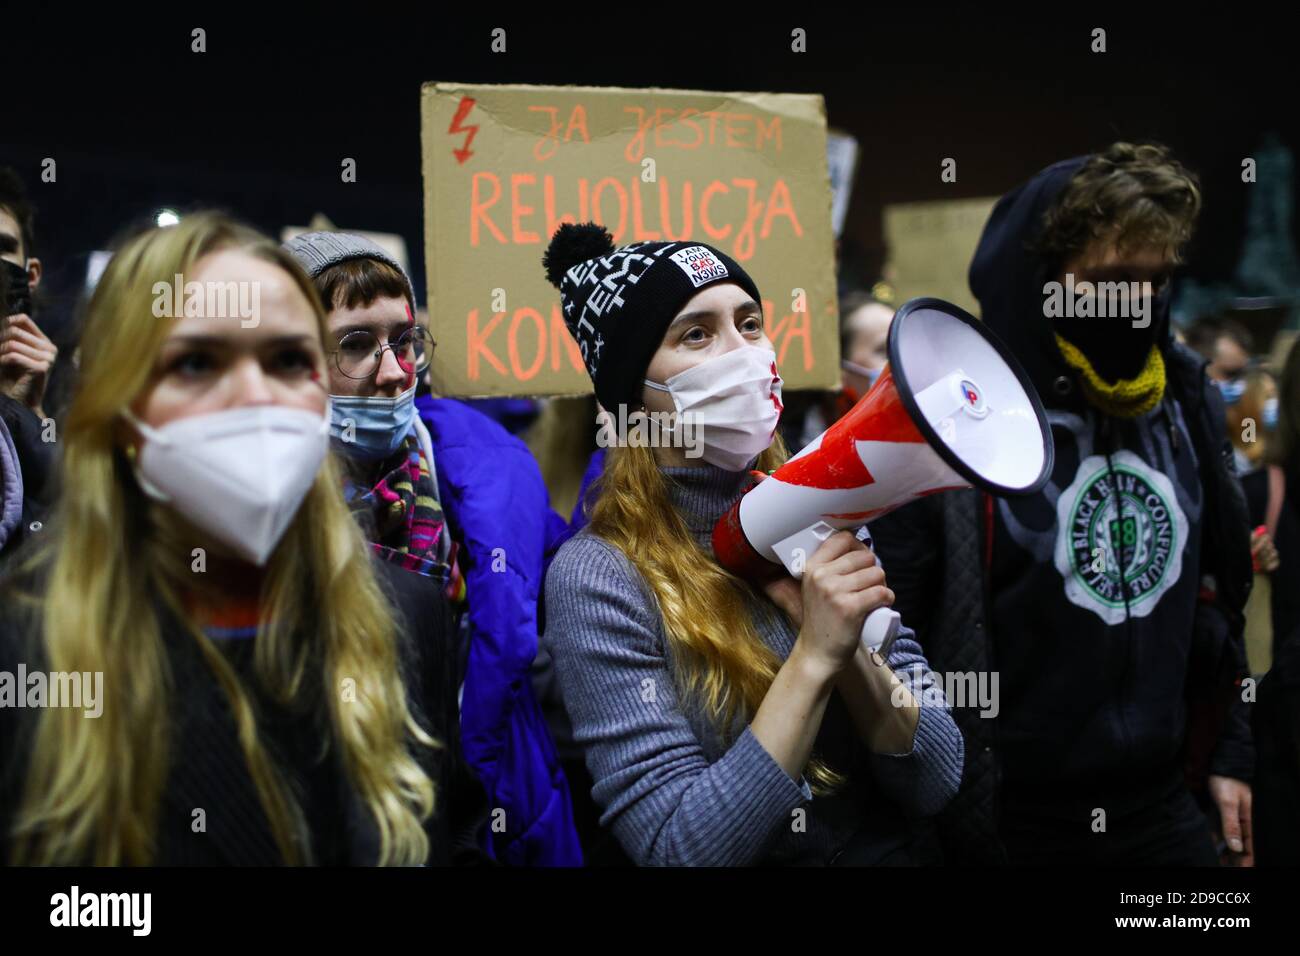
[{"x1": 861, "y1": 607, "x2": 901, "y2": 659}]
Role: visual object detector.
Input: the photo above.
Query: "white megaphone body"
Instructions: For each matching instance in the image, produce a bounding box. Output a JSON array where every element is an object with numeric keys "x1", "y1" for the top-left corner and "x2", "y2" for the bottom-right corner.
[{"x1": 712, "y1": 297, "x2": 1054, "y2": 657}]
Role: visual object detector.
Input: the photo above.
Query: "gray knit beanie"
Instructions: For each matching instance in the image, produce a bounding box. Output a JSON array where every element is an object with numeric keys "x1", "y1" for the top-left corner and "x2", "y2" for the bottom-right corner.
[{"x1": 282, "y1": 231, "x2": 416, "y2": 312}]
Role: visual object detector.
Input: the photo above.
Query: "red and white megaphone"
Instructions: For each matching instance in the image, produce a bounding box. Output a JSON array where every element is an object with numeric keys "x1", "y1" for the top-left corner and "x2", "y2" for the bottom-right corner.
[{"x1": 713, "y1": 296, "x2": 1055, "y2": 656}]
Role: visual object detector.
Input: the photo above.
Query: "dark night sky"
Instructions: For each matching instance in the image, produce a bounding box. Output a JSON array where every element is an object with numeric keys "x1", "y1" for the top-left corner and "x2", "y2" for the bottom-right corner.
[{"x1": 5, "y1": 13, "x2": 1296, "y2": 345}]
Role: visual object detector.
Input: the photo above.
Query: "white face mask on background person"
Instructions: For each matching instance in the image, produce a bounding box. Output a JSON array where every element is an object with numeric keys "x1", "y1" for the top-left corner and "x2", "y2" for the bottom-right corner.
[
  {"x1": 645, "y1": 344, "x2": 784, "y2": 471},
  {"x1": 121, "y1": 403, "x2": 331, "y2": 566},
  {"x1": 1263, "y1": 396, "x2": 1279, "y2": 431}
]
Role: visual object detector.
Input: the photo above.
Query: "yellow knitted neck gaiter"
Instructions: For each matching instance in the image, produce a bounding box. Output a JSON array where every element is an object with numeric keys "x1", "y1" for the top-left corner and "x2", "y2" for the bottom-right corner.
[{"x1": 1054, "y1": 335, "x2": 1166, "y2": 418}]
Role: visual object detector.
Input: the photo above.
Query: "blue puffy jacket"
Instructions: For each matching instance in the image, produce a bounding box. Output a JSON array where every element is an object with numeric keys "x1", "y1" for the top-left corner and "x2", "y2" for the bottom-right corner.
[{"x1": 417, "y1": 395, "x2": 583, "y2": 865}]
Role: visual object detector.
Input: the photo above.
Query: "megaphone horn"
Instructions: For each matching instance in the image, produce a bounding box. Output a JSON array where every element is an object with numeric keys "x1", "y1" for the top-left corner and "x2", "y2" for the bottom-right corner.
[{"x1": 713, "y1": 296, "x2": 1055, "y2": 656}]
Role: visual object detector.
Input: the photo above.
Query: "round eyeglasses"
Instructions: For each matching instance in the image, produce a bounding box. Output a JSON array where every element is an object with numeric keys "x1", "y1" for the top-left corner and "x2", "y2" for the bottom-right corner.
[{"x1": 332, "y1": 326, "x2": 434, "y2": 380}]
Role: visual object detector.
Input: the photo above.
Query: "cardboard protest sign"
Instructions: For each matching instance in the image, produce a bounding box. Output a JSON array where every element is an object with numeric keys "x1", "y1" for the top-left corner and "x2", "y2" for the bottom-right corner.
[
  {"x1": 420, "y1": 82, "x2": 840, "y2": 397},
  {"x1": 882, "y1": 197, "x2": 998, "y2": 318}
]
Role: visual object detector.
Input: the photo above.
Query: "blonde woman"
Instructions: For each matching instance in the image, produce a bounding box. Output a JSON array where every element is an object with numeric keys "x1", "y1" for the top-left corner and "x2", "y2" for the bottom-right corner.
[
  {"x1": 0, "y1": 214, "x2": 479, "y2": 865},
  {"x1": 1225, "y1": 367, "x2": 1279, "y2": 474},
  {"x1": 540, "y1": 224, "x2": 962, "y2": 866}
]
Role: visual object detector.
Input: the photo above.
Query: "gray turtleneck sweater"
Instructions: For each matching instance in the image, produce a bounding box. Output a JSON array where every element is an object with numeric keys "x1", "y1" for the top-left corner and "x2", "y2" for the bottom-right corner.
[{"x1": 543, "y1": 464, "x2": 964, "y2": 866}]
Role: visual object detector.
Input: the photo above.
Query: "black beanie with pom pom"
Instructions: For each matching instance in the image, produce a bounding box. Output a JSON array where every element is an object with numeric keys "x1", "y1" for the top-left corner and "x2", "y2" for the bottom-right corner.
[{"x1": 542, "y1": 222, "x2": 762, "y2": 413}]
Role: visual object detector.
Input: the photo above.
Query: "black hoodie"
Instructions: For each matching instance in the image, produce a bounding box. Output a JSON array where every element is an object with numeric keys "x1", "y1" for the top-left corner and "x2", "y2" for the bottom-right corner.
[{"x1": 966, "y1": 157, "x2": 1254, "y2": 818}]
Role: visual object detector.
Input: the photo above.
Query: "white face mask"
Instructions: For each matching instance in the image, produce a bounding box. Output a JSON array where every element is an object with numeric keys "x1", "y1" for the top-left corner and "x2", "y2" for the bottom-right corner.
[
  {"x1": 122, "y1": 404, "x2": 331, "y2": 566},
  {"x1": 645, "y1": 344, "x2": 783, "y2": 471}
]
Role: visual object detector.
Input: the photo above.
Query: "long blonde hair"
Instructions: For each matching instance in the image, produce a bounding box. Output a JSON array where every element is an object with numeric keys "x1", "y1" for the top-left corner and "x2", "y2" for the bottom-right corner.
[
  {"x1": 8, "y1": 213, "x2": 435, "y2": 865},
  {"x1": 585, "y1": 436, "x2": 842, "y2": 790}
]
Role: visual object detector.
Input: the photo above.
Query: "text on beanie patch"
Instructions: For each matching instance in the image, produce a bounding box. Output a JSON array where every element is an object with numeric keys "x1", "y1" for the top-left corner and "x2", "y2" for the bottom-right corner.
[{"x1": 670, "y1": 246, "x2": 729, "y2": 287}]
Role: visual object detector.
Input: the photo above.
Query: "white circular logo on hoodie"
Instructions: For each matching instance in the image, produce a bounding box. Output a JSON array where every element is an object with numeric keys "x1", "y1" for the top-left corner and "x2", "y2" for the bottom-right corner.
[{"x1": 1054, "y1": 449, "x2": 1186, "y2": 625}]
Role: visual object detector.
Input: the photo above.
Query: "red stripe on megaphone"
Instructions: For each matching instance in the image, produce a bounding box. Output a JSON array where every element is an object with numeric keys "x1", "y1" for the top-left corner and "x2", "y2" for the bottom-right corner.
[
  {"x1": 774, "y1": 365, "x2": 926, "y2": 491},
  {"x1": 711, "y1": 495, "x2": 786, "y2": 581}
]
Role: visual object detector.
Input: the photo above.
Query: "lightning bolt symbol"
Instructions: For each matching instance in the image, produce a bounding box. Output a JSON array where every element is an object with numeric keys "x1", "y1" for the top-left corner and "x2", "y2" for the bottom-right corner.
[{"x1": 449, "y1": 97, "x2": 479, "y2": 165}]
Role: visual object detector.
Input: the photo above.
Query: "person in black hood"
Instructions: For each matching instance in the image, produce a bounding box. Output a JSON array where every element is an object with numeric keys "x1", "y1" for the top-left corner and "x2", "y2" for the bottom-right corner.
[{"x1": 870, "y1": 142, "x2": 1255, "y2": 865}]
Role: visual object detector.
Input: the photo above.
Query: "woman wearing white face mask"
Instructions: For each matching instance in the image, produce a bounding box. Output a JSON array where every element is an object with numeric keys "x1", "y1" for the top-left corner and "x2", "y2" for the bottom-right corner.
[
  {"x1": 540, "y1": 224, "x2": 962, "y2": 866},
  {"x1": 0, "y1": 214, "x2": 484, "y2": 865}
]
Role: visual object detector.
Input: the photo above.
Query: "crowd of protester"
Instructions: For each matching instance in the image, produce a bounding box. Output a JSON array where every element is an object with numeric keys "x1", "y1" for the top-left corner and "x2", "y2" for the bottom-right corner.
[{"x1": 0, "y1": 140, "x2": 1295, "y2": 865}]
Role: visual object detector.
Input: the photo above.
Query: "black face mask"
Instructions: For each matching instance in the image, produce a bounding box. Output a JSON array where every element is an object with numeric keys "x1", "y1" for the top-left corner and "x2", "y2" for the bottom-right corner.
[
  {"x1": 1053, "y1": 285, "x2": 1169, "y2": 384},
  {"x1": 3, "y1": 257, "x2": 32, "y2": 316}
]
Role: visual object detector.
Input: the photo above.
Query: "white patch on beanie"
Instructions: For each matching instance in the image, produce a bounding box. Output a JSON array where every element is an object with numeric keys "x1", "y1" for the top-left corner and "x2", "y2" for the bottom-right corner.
[{"x1": 669, "y1": 246, "x2": 729, "y2": 287}]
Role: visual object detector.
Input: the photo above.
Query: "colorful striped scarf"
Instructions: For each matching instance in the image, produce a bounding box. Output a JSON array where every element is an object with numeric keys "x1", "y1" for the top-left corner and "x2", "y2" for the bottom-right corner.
[{"x1": 344, "y1": 433, "x2": 464, "y2": 600}]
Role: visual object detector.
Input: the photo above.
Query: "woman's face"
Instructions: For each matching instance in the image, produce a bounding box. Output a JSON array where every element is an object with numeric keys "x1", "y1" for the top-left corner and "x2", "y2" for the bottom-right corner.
[
  {"x1": 132, "y1": 248, "x2": 328, "y2": 431},
  {"x1": 1260, "y1": 376, "x2": 1278, "y2": 407},
  {"x1": 325, "y1": 294, "x2": 416, "y2": 399},
  {"x1": 1211, "y1": 335, "x2": 1250, "y2": 383},
  {"x1": 641, "y1": 282, "x2": 770, "y2": 416},
  {"x1": 844, "y1": 302, "x2": 893, "y2": 371}
]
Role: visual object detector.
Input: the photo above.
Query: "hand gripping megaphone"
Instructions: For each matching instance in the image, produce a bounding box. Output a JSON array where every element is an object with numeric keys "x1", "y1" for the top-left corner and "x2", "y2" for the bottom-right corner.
[{"x1": 712, "y1": 297, "x2": 1054, "y2": 657}]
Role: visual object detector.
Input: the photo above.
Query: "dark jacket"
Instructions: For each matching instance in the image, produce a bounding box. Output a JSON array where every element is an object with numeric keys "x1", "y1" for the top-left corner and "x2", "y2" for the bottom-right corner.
[
  {"x1": 1253, "y1": 624, "x2": 1300, "y2": 865},
  {"x1": 0, "y1": 558, "x2": 489, "y2": 865},
  {"x1": 870, "y1": 157, "x2": 1255, "y2": 863}
]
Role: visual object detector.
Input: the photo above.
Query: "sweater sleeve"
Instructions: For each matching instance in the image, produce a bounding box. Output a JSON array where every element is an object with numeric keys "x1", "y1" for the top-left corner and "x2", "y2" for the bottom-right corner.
[
  {"x1": 865, "y1": 630, "x2": 965, "y2": 818},
  {"x1": 543, "y1": 535, "x2": 810, "y2": 866}
]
